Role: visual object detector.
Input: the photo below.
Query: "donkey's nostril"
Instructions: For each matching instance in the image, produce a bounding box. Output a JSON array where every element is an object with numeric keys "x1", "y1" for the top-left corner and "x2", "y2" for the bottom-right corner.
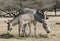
[{"x1": 47, "y1": 31, "x2": 50, "y2": 33}]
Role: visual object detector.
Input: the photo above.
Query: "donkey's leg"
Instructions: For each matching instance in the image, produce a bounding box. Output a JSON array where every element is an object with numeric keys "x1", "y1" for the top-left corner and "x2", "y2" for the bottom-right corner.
[
  {"x1": 21, "y1": 24, "x2": 27, "y2": 37},
  {"x1": 28, "y1": 23, "x2": 31, "y2": 37},
  {"x1": 7, "y1": 24, "x2": 12, "y2": 35},
  {"x1": 18, "y1": 25, "x2": 20, "y2": 37},
  {"x1": 7, "y1": 25, "x2": 10, "y2": 34},
  {"x1": 18, "y1": 24, "x2": 21, "y2": 37},
  {"x1": 4, "y1": 20, "x2": 10, "y2": 34},
  {"x1": 22, "y1": 24, "x2": 27, "y2": 33},
  {"x1": 33, "y1": 21, "x2": 37, "y2": 37},
  {"x1": 4, "y1": 20, "x2": 12, "y2": 35},
  {"x1": 23, "y1": 24, "x2": 27, "y2": 37}
]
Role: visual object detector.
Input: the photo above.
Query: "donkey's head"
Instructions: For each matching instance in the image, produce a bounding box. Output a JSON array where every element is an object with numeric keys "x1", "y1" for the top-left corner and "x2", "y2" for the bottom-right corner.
[
  {"x1": 43, "y1": 21, "x2": 51, "y2": 33},
  {"x1": 35, "y1": 10, "x2": 50, "y2": 33},
  {"x1": 4, "y1": 20, "x2": 12, "y2": 31}
]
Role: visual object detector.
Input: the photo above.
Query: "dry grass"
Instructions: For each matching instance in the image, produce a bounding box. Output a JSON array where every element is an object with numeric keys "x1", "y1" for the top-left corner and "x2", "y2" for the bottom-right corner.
[{"x1": 0, "y1": 13, "x2": 60, "y2": 41}]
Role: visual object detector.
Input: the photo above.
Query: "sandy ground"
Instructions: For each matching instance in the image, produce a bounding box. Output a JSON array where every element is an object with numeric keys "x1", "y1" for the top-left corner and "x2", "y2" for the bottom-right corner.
[{"x1": 0, "y1": 15, "x2": 60, "y2": 41}]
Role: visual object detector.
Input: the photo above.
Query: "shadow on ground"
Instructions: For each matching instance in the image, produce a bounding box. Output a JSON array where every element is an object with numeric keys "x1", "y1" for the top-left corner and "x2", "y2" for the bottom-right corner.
[
  {"x1": 0, "y1": 33, "x2": 31, "y2": 39},
  {"x1": 0, "y1": 34, "x2": 15, "y2": 39},
  {"x1": 56, "y1": 22, "x2": 60, "y2": 25},
  {"x1": 0, "y1": 33, "x2": 49, "y2": 39},
  {"x1": 38, "y1": 33, "x2": 48, "y2": 38}
]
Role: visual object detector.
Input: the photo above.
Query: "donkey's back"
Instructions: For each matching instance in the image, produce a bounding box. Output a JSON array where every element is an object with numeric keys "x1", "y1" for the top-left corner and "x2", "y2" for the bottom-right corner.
[{"x1": 9, "y1": 13, "x2": 34, "y2": 26}]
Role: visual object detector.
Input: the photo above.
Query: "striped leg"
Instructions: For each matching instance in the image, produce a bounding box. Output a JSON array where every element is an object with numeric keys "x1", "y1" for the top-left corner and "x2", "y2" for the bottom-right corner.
[
  {"x1": 28, "y1": 23, "x2": 31, "y2": 37},
  {"x1": 18, "y1": 24, "x2": 21, "y2": 37},
  {"x1": 7, "y1": 24, "x2": 10, "y2": 34},
  {"x1": 18, "y1": 19, "x2": 21, "y2": 37},
  {"x1": 33, "y1": 21, "x2": 37, "y2": 37},
  {"x1": 4, "y1": 20, "x2": 12, "y2": 34},
  {"x1": 7, "y1": 24, "x2": 12, "y2": 34},
  {"x1": 22, "y1": 24, "x2": 27, "y2": 37}
]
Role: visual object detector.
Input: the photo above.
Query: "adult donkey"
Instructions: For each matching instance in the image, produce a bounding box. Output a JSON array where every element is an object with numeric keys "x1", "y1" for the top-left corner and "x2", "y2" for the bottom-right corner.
[
  {"x1": 20, "y1": 8, "x2": 50, "y2": 34},
  {"x1": 5, "y1": 8, "x2": 51, "y2": 37}
]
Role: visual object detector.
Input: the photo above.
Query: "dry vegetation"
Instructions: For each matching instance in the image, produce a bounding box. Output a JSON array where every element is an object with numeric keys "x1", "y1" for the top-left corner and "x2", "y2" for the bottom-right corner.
[{"x1": 0, "y1": 0, "x2": 59, "y2": 11}]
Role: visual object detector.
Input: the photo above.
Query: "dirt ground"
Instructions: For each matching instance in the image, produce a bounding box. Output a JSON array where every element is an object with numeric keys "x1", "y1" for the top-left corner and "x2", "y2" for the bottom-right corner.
[{"x1": 0, "y1": 14, "x2": 60, "y2": 41}]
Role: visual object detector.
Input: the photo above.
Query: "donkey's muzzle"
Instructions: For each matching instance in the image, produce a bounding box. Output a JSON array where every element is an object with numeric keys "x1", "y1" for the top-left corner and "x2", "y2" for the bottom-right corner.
[{"x1": 47, "y1": 31, "x2": 50, "y2": 33}]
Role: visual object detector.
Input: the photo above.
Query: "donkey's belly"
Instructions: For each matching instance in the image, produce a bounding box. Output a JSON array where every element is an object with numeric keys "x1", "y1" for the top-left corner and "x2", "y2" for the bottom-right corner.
[
  {"x1": 21, "y1": 14, "x2": 34, "y2": 24},
  {"x1": 23, "y1": 20, "x2": 31, "y2": 24}
]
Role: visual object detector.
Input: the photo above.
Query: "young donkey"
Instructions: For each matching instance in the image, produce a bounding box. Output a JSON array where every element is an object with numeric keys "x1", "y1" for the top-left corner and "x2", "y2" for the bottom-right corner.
[{"x1": 5, "y1": 13, "x2": 35, "y2": 37}]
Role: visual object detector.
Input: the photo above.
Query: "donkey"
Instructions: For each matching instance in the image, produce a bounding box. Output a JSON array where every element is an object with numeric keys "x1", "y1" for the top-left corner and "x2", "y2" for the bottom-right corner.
[
  {"x1": 5, "y1": 13, "x2": 35, "y2": 37},
  {"x1": 20, "y1": 8, "x2": 50, "y2": 34}
]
